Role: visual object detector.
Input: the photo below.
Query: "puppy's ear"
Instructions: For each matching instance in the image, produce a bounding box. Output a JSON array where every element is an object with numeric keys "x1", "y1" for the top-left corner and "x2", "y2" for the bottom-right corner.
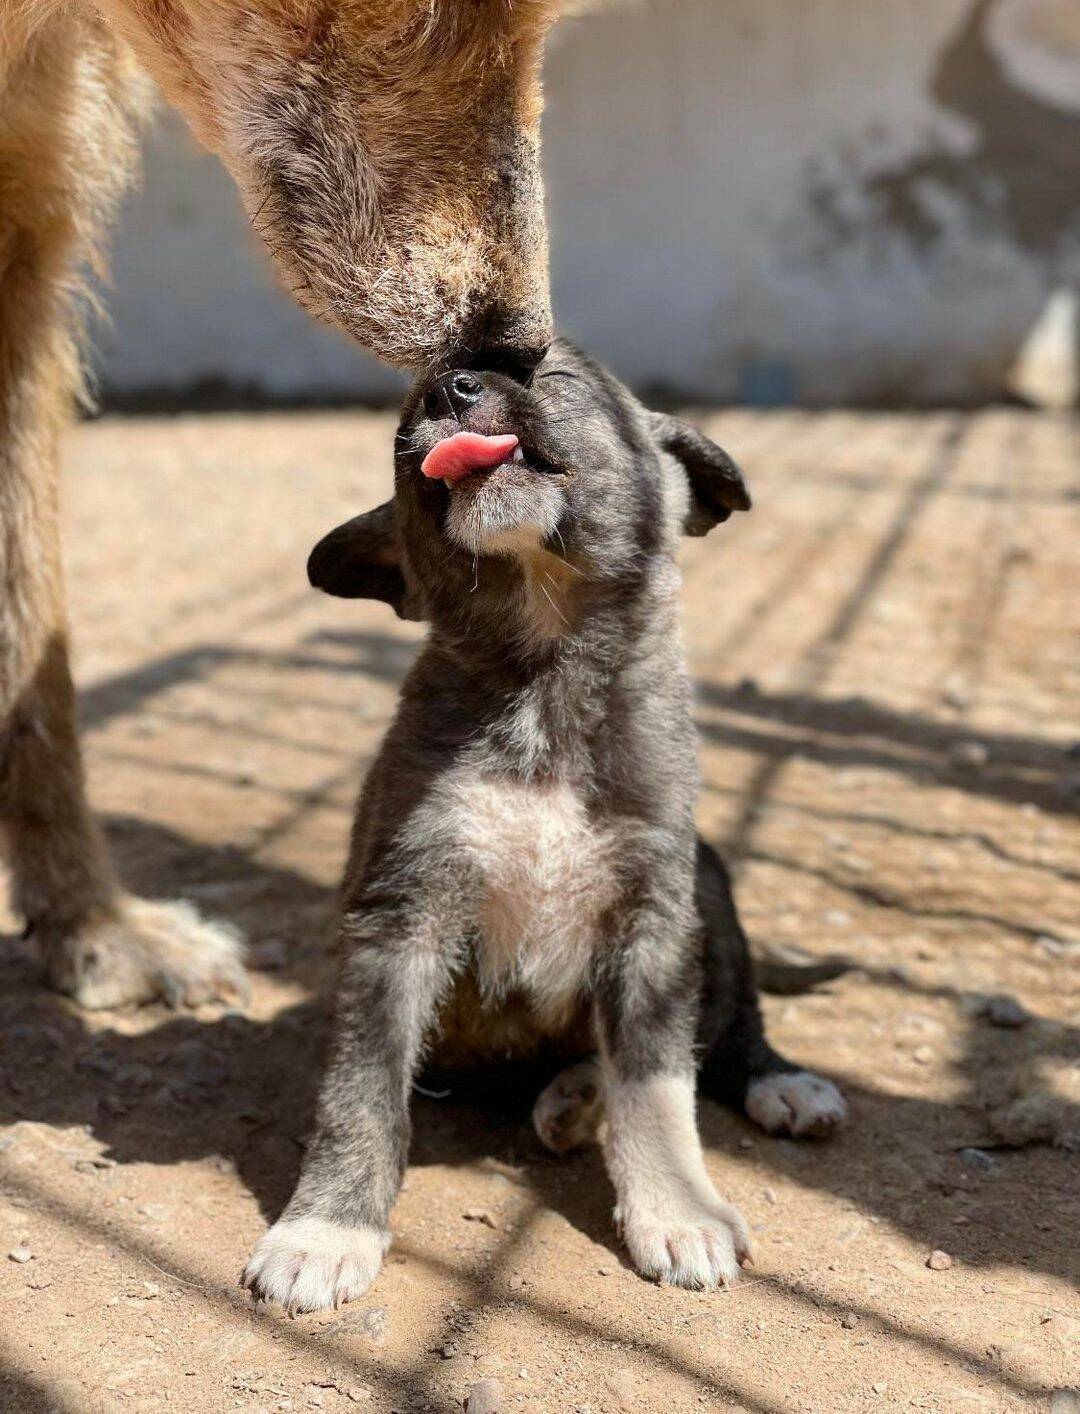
[
  {"x1": 307, "y1": 500, "x2": 424, "y2": 621},
  {"x1": 650, "y1": 413, "x2": 751, "y2": 535}
]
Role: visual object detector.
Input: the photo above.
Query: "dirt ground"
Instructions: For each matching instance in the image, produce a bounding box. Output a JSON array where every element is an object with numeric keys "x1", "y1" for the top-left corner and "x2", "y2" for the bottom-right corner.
[{"x1": 1, "y1": 405, "x2": 1078, "y2": 1414}]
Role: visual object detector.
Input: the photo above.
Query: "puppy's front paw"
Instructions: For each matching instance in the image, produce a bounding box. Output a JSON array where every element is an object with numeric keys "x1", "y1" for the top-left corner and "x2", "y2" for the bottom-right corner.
[
  {"x1": 745, "y1": 1070, "x2": 846, "y2": 1139},
  {"x1": 243, "y1": 1217, "x2": 389, "y2": 1314},
  {"x1": 618, "y1": 1197, "x2": 751, "y2": 1290}
]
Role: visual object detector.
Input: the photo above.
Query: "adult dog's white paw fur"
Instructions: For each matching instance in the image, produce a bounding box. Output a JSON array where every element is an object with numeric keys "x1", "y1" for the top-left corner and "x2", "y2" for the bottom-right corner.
[
  {"x1": 618, "y1": 1196, "x2": 751, "y2": 1290},
  {"x1": 746, "y1": 1070, "x2": 846, "y2": 1139},
  {"x1": 46, "y1": 897, "x2": 247, "y2": 1010},
  {"x1": 243, "y1": 1217, "x2": 389, "y2": 1315}
]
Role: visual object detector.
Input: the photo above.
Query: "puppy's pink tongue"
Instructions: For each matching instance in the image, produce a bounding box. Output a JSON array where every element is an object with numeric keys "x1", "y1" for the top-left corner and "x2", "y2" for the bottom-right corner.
[{"x1": 421, "y1": 432, "x2": 519, "y2": 484}]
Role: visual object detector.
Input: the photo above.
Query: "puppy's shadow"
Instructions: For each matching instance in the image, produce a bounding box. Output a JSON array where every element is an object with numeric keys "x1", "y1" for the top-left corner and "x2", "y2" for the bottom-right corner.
[
  {"x1": 1, "y1": 832, "x2": 617, "y2": 1257},
  {"x1": 408, "y1": 1063, "x2": 623, "y2": 1256}
]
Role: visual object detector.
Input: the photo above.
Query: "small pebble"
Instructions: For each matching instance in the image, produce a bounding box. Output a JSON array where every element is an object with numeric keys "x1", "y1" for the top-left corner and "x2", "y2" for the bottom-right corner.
[
  {"x1": 7, "y1": 1248, "x2": 33, "y2": 1264},
  {"x1": 762, "y1": 1188, "x2": 777, "y2": 1205},
  {"x1": 465, "y1": 1377, "x2": 503, "y2": 1414},
  {"x1": 872, "y1": 1381, "x2": 888, "y2": 1396},
  {"x1": 605, "y1": 1369, "x2": 635, "y2": 1408},
  {"x1": 959, "y1": 1147, "x2": 996, "y2": 1172},
  {"x1": 169, "y1": 1040, "x2": 229, "y2": 1087},
  {"x1": 950, "y1": 741, "x2": 989, "y2": 769},
  {"x1": 73, "y1": 1157, "x2": 116, "y2": 1173},
  {"x1": 1036, "y1": 935, "x2": 1080, "y2": 958},
  {"x1": 981, "y1": 994, "x2": 1028, "y2": 1029},
  {"x1": 941, "y1": 679, "x2": 969, "y2": 709},
  {"x1": 840, "y1": 1312, "x2": 859, "y2": 1329},
  {"x1": 462, "y1": 1208, "x2": 498, "y2": 1230},
  {"x1": 115, "y1": 1062, "x2": 155, "y2": 1088},
  {"x1": 926, "y1": 1250, "x2": 953, "y2": 1271},
  {"x1": 738, "y1": 1138, "x2": 755, "y2": 1150},
  {"x1": 252, "y1": 938, "x2": 289, "y2": 969}
]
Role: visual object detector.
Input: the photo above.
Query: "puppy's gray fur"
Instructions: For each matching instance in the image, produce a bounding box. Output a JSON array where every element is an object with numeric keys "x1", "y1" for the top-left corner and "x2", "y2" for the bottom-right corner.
[{"x1": 243, "y1": 341, "x2": 845, "y2": 1313}]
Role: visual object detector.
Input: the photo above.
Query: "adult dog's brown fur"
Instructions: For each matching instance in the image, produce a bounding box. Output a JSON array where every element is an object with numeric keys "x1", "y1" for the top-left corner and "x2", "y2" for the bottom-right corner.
[{"x1": 0, "y1": 0, "x2": 559, "y2": 1008}]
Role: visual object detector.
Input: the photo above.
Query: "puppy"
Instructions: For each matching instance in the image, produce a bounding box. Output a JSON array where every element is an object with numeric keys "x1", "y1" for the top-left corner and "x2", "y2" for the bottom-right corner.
[{"x1": 243, "y1": 340, "x2": 846, "y2": 1314}]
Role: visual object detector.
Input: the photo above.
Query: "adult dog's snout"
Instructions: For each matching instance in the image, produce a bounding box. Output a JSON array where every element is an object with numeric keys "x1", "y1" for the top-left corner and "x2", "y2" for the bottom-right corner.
[
  {"x1": 424, "y1": 371, "x2": 483, "y2": 421},
  {"x1": 451, "y1": 299, "x2": 552, "y2": 386}
]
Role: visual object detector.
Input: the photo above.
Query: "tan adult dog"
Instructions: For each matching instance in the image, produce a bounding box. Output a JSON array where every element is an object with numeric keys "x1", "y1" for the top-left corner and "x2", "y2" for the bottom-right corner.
[{"x1": 0, "y1": 1, "x2": 558, "y2": 1009}]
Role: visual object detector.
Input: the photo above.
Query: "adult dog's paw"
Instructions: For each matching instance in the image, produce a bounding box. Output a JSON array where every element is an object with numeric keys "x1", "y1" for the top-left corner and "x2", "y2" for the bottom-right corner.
[
  {"x1": 745, "y1": 1070, "x2": 847, "y2": 1139},
  {"x1": 44, "y1": 897, "x2": 248, "y2": 1010},
  {"x1": 243, "y1": 1217, "x2": 390, "y2": 1315},
  {"x1": 618, "y1": 1197, "x2": 751, "y2": 1291},
  {"x1": 533, "y1": 1059, "x2": 605, "y2": 1154}
]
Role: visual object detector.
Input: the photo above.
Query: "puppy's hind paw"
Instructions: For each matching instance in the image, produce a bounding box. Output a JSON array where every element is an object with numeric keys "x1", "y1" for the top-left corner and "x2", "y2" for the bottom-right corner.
[
  {"x1": 745, "y1": 1070, "x2": 846, "y2": 1139},
  {"x1": 243, "y1": 1217, "x2": 389, "y2": 1315},
  {"x1": 533, "y1": 1060, "x2": 604, "y2": 1154}
]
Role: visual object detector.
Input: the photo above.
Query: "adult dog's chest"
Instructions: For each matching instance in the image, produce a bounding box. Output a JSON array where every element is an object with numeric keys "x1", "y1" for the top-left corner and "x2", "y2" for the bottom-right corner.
[{"x1": 440, "y1": 772, "x2": 617, "y2": 1027}]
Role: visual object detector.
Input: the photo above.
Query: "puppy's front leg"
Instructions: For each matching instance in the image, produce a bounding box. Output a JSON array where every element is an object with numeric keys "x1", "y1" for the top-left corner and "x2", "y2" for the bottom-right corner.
[
  {"x1": 244, "y1": 907, "x2": 451, "y2": 1314},
  {"x1": 596, "y1": 872, "x2": 751, "y2": 1291}
]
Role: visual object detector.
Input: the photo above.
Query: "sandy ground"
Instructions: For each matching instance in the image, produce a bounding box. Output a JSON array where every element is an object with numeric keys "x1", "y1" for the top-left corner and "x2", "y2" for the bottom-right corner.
[{"x1": 1, "y1": 405, "x2": 1078, "y2": 1414}]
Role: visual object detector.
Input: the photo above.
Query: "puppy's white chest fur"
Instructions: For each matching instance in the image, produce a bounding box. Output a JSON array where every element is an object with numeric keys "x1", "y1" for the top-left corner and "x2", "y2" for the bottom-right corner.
[{"x1": 445, "y1": 775, "x2": 616, "y2": 1026}]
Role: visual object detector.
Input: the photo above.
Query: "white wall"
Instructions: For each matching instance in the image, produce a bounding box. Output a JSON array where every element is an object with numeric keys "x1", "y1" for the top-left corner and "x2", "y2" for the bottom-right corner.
[{"x1": 93, "y1": 0, "x2": 1080, "y2": 405}]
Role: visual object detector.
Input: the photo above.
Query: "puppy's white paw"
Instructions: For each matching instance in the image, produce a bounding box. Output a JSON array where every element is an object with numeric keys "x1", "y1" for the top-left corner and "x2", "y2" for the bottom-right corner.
[
  {"x1": 533, "y1": 1060, "x2": 604, "y2": 1153},
  {"x1": 746, "y1": 1070, "x2": 846, "y2": 1139},
  {"x1": 243, "y1": 1217, "x2": 389, "y2": 1315},
  {"x1": 619, "y1": 1196, "x2": 751, "y2": 1290},
  {"x1": 45, "y1": 897, "x2": 247, "y2": 1010}
]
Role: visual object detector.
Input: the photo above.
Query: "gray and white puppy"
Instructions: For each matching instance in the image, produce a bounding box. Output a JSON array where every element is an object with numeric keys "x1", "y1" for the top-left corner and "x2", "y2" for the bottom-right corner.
[{"x1": 243, "y1": 339, "x2": 846, "y2": 1314}]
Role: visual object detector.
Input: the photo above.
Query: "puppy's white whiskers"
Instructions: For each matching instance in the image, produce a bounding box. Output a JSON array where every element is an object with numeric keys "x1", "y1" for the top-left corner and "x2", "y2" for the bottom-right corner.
[{"x1": 537, "y1": 572, "x2": 571, "y2": 628}]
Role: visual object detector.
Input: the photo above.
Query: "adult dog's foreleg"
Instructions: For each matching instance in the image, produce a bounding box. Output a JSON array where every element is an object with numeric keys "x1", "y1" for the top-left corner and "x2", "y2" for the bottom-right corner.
[
  {"x1": 0, "y1": 12, "x2": 245, "y2": 1008},
  {"x1": 244, "y1": 901, "x2": 455, "y2": 1314},
  {"x1": 594, "y1": 843, "x2": 751, "y2": 1290}
]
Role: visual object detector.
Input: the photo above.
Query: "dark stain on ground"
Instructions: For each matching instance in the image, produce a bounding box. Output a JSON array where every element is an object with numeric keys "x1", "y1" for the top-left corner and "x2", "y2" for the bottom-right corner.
[{"x1": 806, "y1": 0, "x2": 1080, "y2": 258}]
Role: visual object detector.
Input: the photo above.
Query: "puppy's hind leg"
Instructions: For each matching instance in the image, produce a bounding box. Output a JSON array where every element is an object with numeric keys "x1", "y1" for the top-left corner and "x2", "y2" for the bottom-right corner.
[
  {"x1": 533, "y1": 1058, "x2": 604, "y2": 1154},
  {"x1": 244, "y1": 899, "x2": 456, "y2": 1315},
  {"x1": 0, "y1": 12, "x2": 246, "y2": 1010},
  {"x1": 695, "y1": 837, "x2": 846, "y2": 1139}
]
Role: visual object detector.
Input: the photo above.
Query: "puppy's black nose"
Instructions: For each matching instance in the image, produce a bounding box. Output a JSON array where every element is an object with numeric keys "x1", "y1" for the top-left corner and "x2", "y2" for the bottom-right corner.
[{"x1": 424, "y1": 371, "x2": 483, "y2": 421}]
